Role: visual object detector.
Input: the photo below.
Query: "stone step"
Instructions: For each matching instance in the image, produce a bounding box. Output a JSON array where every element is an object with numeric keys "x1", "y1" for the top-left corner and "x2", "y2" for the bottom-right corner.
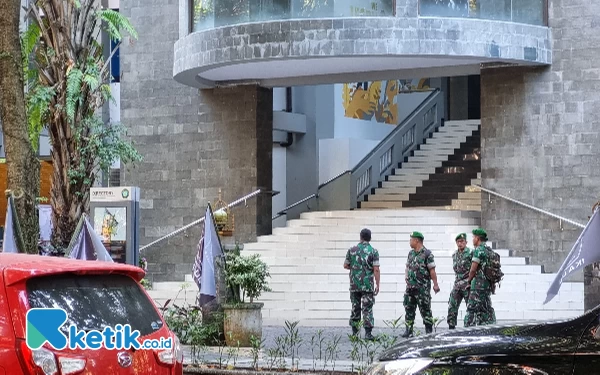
[
  {"x1": 256, "y1": 231, "x2": 481, "y2": 241},
  {"x1": 245, "y1": 248, "x2": 510, "y2": 258},
  {"x1": 262, "y1": 280, "x2": 577, "y2": 295},
  {"x1": 298, "y1": 209, "x2": 480, "y2": 219},
  {"x1": 257, "y1": 290, "x2": 582, "y2": 306},
  {"x1": 260, "y1": 273, "x2": 551, "y2": 285},
  {"x1": 367, "y1": 194, "x2": 410, "y2": 202},
  {"x1": 252, "y1": 255, "x2": 526, "y2": 266},
  {"x1": 359, "y1": 201, "x2": 405, "y2": 209},
  {"x1": 375, "y1": 187, "x2": 416, "y2": 194},
  {"x1": 264, "y1": 264, "x2": 542, "y2": 275},
  {"x1": 288, "y1": 216, "x2": 481, "y2": 225}
]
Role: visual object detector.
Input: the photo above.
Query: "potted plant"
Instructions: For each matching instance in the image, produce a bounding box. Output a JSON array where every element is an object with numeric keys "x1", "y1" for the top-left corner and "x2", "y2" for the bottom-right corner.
[{"x1": 223, "y1": 248, "x2": 271, "y2": 347}]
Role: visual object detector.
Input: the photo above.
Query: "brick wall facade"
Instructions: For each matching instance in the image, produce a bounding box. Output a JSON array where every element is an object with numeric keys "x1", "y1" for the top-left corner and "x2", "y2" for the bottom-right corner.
[
  {"x1": 480, "y1": 0, "x2": 600, "y2": 309},
  {"x1": 120, "y1": 0, "x2": 272, "y2": 282}
]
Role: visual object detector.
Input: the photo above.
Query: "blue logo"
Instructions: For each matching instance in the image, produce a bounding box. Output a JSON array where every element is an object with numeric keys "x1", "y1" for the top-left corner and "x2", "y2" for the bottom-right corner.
[{"x1": 26, "y1": 308, "x2": 172, "y2": 350}]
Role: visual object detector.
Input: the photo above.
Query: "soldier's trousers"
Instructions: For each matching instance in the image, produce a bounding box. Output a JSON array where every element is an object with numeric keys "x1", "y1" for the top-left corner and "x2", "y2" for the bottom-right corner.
[
  {"x1": 447, "y1": 285, "x2": 470, "y2": 327},
  {"x1": 464, "y1": 288, "x2": 496, "y2": 327},
  {"x1": 403, "y1": 291, "x2": 433, "y2": 327},
  {"x1": 350, "y1": 291, "x2": 375, "y2": 329}
]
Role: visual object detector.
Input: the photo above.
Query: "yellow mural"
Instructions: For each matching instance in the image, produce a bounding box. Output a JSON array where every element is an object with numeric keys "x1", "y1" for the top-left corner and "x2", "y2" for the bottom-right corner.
[{"x1": 342, "y1": 78, "x2": 431, "y2": 125}]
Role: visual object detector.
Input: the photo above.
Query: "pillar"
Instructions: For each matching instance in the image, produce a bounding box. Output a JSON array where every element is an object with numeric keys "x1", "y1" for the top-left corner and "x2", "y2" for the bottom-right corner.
[{"x1": 120, "y1": 0, "x2": 273, "y2": 282}]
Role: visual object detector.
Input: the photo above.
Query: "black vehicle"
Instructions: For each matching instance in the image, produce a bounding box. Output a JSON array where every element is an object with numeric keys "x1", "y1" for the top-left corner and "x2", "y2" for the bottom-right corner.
[{"x1": 367, "y1": 306, "x2": 600, "y2": 374}]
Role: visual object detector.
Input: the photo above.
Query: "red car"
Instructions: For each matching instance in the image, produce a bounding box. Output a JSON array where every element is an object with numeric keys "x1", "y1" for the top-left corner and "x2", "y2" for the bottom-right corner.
[{"x1": 0, "y1": 253, "x2": 184, "y2": 374}]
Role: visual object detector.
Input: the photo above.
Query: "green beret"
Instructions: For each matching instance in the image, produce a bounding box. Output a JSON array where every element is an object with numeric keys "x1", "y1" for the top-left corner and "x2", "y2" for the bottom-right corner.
[
  {"x1": 472, "y1": 228, "x2": 488, "y2": 240},
  {"x1": 455, "y1": 233, "x2": 467, "y2": 241},
  {"x1": 410, "y1": 231, "x2": 424, "y2": 240}
]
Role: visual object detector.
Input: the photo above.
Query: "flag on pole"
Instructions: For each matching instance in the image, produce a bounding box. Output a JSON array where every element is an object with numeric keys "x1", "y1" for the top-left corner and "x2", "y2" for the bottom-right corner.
[
  {"x1": 67, "y1": 214, "x2": 114, "y2": 262},
  {"x1": 192, "y1": 203, "x2": 223, "y2": 307},
  {"x1": 2, "y1": 194, "x2": 22, "y2": 253},
  {"x1": 545, "y1": 208, "x2": 600, "y2": 304}
]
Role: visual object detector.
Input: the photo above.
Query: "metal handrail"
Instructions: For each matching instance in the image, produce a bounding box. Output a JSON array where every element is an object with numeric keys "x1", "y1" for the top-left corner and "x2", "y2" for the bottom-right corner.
[
  {"x1": 272, "y1": 193, "x2": 317, "y2": 220},
  {"x1": 139, "y1": 189, "x2": 262, "y2": 252},
  {"x1": 473, "y1": 184, "x2": 585, "y2": 229},
  {"x1": 351, "y1": 89, "x2": 439, "y2": 174}
]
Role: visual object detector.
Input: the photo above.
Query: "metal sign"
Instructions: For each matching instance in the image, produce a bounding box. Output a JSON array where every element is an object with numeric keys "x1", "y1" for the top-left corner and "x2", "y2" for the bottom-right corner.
[{"x1": 90, "y1": 187, "x2": 140, "y2": 202}]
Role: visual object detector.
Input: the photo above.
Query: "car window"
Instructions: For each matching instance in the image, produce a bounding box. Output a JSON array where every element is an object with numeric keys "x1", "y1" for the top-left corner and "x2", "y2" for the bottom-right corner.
[{"x1": 27, "y1": 274, "x2": 163, "y2": 337}]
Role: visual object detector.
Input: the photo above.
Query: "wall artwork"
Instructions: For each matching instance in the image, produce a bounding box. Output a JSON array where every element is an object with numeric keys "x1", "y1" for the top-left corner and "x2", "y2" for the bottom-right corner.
[{"x1": 341, "y1": 78, "x2": 431, "y2": 124}]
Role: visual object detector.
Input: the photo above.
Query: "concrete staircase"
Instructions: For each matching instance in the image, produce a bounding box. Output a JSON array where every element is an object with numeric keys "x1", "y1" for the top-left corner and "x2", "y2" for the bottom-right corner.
[
  {"x1": 150, "y1": 209, "x2": 584, "y2": 327},
  {"x1": 429, "y1": 173, "x2": 482, "y2": 211},
  {"x1": 148, "y1": 118, "x2": 581, "y2": 327},
  {"x1": 361, "y1": 120, "x2": 480, "y2": 209},
  {"x1": 240, "y1": 210, "x2": 583, "y2": 326}
]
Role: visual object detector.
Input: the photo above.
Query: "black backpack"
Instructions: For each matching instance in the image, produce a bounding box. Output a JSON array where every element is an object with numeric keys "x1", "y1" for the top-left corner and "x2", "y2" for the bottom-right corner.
[{"x1": 483, "y1": 245, "x2": 504, "y2": 288}]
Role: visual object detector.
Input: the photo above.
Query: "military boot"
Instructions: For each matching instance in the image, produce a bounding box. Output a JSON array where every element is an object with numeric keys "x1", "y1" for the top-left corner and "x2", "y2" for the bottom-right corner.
[
  {"x1": 401, "y1": 324, "x2": 413, "y2": 338},
  {"x1": 364, "y1": 328, "x2": 375, "y2": 341},
  {"x1": 449, "y1": 325, "x2": 456, "y2": 330},
  {"x1": 425, "y1": 324, "x2": 433, "y2": 334},
  {"x1": 351, "y1": 326, "x2": 359, "y2": 336}
]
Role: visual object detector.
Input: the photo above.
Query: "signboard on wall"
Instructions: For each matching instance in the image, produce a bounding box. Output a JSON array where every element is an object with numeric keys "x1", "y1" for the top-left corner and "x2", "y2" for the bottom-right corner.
[
  {"x1": 90, "y1": 186, "x2": 140, "y2": 202},
  {"x1": 336, "y1": 0, "x2": 394, "y2": 17}
]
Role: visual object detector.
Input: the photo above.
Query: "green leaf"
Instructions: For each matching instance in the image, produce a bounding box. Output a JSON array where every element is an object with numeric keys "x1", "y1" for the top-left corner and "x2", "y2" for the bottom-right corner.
[
  {"x1": 66, "y1": 68, "x2": 83, "y2": 122},
  {"x1": 97, "y1": 9, "x2": 138, "y2": 41},
  {"x1": 83, "y1": 73, "x2": 99, "y2": 91}
]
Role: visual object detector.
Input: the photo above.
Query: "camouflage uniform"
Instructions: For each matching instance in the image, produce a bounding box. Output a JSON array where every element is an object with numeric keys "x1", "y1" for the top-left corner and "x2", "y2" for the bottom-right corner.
[
  {"x1": 447, "y1": 247, "x2": 472, "y2": 328},
  {"x1": 345, "y1": 243, "x2": 380, "y2": 329},
  {"x1": 404, "y1": 246, "x2": 436, "y2": 327},
  {"x1": 464, "y1": 243, "x2": 497, "y2": 327}
]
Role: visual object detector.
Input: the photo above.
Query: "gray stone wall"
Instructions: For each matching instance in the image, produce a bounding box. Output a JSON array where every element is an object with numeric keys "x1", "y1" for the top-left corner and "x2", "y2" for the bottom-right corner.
[
  {"x1": 480, "y1": 0, "x2": 600, "y2": 309},
  {"x1": 173, "y1": 16, "x2": 551, "y2": 88},
  {"x1": 120, "y1": 0, "x2": 272, "y2": 282}
]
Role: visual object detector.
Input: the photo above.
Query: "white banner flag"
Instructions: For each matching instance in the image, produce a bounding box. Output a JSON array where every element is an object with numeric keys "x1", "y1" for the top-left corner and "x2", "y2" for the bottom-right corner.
[
  {"x1": 192, "y1": 204, "x2": 223, "y2": 306},
  {"x1": 2, "y1": 195, "x2": 18, "y2": 253}
]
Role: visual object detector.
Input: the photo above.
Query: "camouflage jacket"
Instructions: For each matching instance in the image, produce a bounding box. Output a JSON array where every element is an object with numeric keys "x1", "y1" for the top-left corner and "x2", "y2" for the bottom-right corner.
[
  {"x1": 452, "y1": 247, "x2": 472, "y2": 289},
  {"x1": 405, "y1": 247, "x2": 435, "y2": 294},
  {"x1": 345, "y1": 242, "x2": 380, "y2": 292},
  {"x1": 470, "y1": 243, "x2": 491, "y2": 291}
]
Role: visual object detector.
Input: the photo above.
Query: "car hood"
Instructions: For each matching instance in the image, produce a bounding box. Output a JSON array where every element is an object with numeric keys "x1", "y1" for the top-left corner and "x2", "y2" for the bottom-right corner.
[{"x1": 379, "y1": 316, "x2": 595, "y2": 362}]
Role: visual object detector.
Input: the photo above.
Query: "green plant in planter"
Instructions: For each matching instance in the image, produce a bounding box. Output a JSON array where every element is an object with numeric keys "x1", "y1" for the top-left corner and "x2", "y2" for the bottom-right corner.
[{"x1": 224, "y1": 251, "x2": 272, "y2": 304}]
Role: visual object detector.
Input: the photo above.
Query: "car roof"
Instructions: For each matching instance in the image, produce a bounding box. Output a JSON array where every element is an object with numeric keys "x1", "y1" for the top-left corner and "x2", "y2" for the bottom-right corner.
[{"x1": 0, "y1": 253, "x2": 145, "y2": 286}]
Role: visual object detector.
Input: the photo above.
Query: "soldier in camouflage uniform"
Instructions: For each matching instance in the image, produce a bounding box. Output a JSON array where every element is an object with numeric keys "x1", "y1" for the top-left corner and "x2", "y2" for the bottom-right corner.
[
  {"x1": 447, "y1": 233, "x2": 472, "y2": 329},
  {"x1": 402, "y1": 231, "x2": 440, "y2": 338},
  {"x1": 344, "y1": 228, "x2": 380, "y2": 340},
  {"x1": 464, "y1": 228, "x2": 497, "y2": 327}
]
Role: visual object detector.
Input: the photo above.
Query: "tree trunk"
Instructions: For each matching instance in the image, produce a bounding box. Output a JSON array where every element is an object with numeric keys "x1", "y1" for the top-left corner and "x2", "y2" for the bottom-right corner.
[
  {"x1": 0, "y1": 0, "x2": 40, "y2": 253},
  {"x1": 49, "y1": 128, "x2": 87, "y2": 250}
]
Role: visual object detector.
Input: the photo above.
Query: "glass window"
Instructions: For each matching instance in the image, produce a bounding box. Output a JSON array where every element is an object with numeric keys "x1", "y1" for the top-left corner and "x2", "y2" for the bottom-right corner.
[
  {"x1": 27, "y1": 274, "x2": 163, "y2": 337},
  {"x1": 419, "y1": 0, "x2": 547, "y2": 26},
  {"x1": 191, "y1": 0, "x2": 396, "y2": 32}
]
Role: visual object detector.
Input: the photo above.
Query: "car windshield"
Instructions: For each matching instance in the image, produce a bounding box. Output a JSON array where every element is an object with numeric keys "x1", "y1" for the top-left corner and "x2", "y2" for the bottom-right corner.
[{"x1": 27, "y1": 274, "x2": 163, "y2": 337}]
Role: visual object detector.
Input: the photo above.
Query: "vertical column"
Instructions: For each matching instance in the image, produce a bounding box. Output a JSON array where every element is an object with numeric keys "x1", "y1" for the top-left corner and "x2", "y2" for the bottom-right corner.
[
  {"x1": 120, "y1": 0, "x2": 273, "y2": 282},
  {"x1": 480, "y1": 0, "x2": 600, "y2": 310}
]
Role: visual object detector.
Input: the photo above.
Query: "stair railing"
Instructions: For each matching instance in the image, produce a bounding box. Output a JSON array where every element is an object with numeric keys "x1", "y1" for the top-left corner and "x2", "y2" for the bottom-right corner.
[
  {"x1": 140, "y1": 189, "x2": 262, "y2": 252},
  {"x1": 473, "y1": 184, "x2": 585, "y2": 229},
  {"x1": 348, "y1": 89, "x2": 444, "y2": 207},
  {"x1": 273, "y1": 89, "x2": 445, "y2": 220}
]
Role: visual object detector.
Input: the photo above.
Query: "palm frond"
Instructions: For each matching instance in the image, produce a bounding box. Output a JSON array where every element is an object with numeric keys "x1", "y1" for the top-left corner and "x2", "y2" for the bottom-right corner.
[
  {"x1": 83, "y1": 73, "x2": 99, "y2": 91},
  {"x1": 100, "y1": 84, "x2": 113, "y2": 102},
  {"x1": 97, "y1": 9, "x2": 138, "y2": 41},
  {"x1": 21, "y1": 23, "x2": 41, "y2": 58},
  {"x1": 66, "y1": 68, "x2": 84, "y2": 122},
  {"x1": 26, "y1": 85, "x2": 55, "y2": 151}
]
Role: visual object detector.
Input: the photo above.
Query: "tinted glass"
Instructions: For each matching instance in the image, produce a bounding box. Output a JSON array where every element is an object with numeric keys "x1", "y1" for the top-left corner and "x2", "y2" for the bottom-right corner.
[{"x1": 27, "y1": 274, "x2": 163, "y2": 337}]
